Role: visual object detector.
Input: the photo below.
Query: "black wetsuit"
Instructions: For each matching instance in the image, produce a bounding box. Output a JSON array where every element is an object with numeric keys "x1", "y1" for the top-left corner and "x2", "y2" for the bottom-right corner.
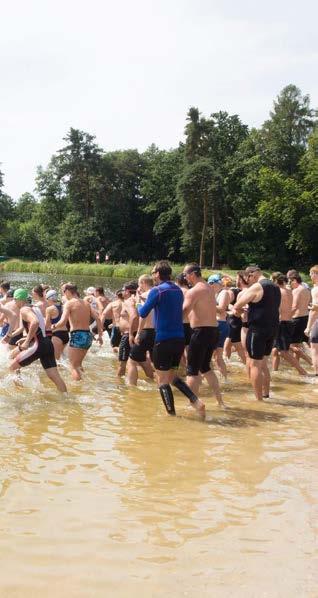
[
  {"x1": 246, "y1": 279, "x2": 281, "y2": 360},
  {"x1": 228, "y1": 287, "x2": 242, "y2": 343}
]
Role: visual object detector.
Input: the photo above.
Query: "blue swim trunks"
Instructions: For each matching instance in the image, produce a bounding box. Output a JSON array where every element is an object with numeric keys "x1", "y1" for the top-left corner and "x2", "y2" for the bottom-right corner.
[
  {"x1": 0, "y1": 323, "x2": 10, "y2": 338},
  {"x1": 217, "y1": 320, "x2": 230, "y2": 348},
  {"x1": 69, "y1": 330, "x2": 93, "y2": 350}
]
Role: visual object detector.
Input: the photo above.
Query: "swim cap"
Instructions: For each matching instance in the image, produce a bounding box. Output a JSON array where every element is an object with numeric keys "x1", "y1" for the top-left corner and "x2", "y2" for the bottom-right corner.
[
  {"x1": 207, "y1": 274, "x2": 222, "y2": 284},
  {"x1": 84, "y1": 287, "x2": 95, "y2": 295},
  {"x1": 46, "y1": 289, "x2": 58, "y2": 300},
  {"x1": 13, "y1": 288, "x2": 28, "y2": 301}
]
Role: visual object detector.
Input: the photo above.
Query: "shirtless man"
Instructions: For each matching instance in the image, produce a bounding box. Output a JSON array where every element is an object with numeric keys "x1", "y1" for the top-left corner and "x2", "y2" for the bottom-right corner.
[
  {"x1": 117, "y1": 282, "x2": 139, "y2": 377},
  {"x1": 183, "y1": 264, "x2": 223, "y2": 408},
  {"x1": 288, "y1": 271, "x2": 311, "y2": 364},
  {"x1": 52, "y1": 283, "x2": 103, "y2": 381},
  {"x1": 207, "y1": 274, "x2": 230, "y2": 379},
  {"x1": 127, "y1": 275, "x2": 155, "y2": 385},
  {"x1": 93, "y1": 287, "x2": 111, "y2": 337},
  {"x1": 32, "y1": 285, "x2": 47, "y2": 317},
  {"x1": 271, "y1": 273, "x2": 308, "y2": 375},
  {"x1": 233, "y1": 266, "x2": 281, "y2": 401},
  {"x1": 102, "y1": 290, "x2": 123, "y2": 351},
  {"x1": 45, "y1": 289, "x2": 69, "y2": 359},
  {"x1": 0, "y1": 281, "x2": 10, "y2": 304},
  {"x1": 0, "y1": 303, "x2": 19, "y2": 344},
  {"x1": 304, "y1": 265, "x2": 318, "y2": 375},
  {"x1": 224, "y1": 275, "x2": 246, "y2": 364},
  {"x1": 175, "y1": 274, "x2": 193, "y2": 352},
  {"x1": 9, "y1": 288, "x2": 67, "y2": 393}
]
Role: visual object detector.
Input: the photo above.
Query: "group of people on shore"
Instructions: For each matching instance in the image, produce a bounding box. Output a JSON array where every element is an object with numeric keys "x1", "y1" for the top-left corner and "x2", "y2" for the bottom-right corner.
[{"x1": 0, "y1": 261, "x2": 317, "y2": 417}]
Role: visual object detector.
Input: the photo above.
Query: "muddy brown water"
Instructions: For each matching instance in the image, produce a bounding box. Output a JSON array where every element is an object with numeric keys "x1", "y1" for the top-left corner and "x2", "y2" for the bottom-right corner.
[{"x1": 0, "y1": 273, "x2": 317, "y2": 597}]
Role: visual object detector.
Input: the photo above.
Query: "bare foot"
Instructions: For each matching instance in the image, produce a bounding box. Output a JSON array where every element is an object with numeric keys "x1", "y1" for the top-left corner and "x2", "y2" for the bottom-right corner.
[
  {"x1": 193, "y1": 398, "x2": 206, "y2": 418},
  {"x1": 218, "y1": 400, "x2": 227, "y2": 409}
]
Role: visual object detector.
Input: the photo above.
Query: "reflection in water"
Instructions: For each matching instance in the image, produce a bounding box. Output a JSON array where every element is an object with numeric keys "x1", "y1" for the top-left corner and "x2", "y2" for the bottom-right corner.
[{"x1": 0, "y1": 272, "x2": 317, "y2": 596}]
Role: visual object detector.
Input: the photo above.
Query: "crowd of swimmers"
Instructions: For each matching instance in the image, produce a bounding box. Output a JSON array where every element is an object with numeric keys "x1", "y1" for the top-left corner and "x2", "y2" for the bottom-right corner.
[{"x1": 0, "y1": 261, "x2": 318, "y2": 417}]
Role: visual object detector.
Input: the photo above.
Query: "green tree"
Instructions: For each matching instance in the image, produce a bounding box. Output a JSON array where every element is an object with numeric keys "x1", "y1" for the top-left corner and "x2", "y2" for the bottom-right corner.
[
  {"x1": 262, "y1": 84, "x2": 317, "y2": 176},
  {"x1": 177, "y1": 159, "x2": 220, "y2": 267},
  {"x1": 140, "y1": 144, "x2": 184, "y2": 260}
]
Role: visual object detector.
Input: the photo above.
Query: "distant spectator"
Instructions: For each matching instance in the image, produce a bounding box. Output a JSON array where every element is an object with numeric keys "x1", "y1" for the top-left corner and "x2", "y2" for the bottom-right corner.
[{"x1": 95, "y1": 251, "x2": 100, "y2": 264}]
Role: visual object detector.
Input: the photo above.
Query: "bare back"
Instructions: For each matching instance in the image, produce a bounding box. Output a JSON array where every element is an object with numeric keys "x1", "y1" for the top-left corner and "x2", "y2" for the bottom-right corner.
[
  {"x1": 292, "y1": 285, "x2": 310, "y2": 317},
  {"x1": 279, "y1": 287, "x2": 293, "y2": 321},
  {"x1": 184, "y1": 280, "x2": 217, "y2": 328},
  {"x1": 67, "y1": 298, "x2": 91, "y2": 331}
]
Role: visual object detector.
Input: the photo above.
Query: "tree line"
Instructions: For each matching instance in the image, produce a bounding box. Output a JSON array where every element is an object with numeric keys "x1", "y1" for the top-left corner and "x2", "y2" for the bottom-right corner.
[{"x1": 1, "y1": 84, "x2": 317, "y2": 269}]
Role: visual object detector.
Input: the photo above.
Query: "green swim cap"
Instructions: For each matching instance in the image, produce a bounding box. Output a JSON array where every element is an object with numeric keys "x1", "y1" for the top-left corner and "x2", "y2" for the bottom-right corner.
[{"x1": 13, "y1": 288, "x2": 28, "y2": 301}]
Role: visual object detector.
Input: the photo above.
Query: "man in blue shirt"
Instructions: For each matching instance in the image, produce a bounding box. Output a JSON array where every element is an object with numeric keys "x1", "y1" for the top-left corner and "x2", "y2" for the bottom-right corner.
[{"x1": 137, "y1": 260, "x2": 205, "y2": 417}]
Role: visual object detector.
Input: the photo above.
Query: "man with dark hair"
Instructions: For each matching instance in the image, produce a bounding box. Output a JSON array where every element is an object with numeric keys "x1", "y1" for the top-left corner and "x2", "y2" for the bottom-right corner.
[
  {"x1": 137, "y1": 261, "x2": 205, "y2": 416},
  {"x1": 117, "y1": 281, "x2": 139, "y2": 376},
  {"x1": 183, "y1": 263, "x2": 224, "y2": 407},
  {"x1": 271, "y1": 273, "x2": 308, "y2": 375},
  {"x1": 233, "y1": 266, "x2": 281, "y2": 400},
  {"x1": 0, "y1": 281, "x2": 10, "y2": 304}
]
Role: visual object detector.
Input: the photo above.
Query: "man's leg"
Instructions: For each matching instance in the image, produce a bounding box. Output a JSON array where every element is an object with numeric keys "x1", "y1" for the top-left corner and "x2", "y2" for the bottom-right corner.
[
  {"x1": 233, "y1": 341, "x2": 246, "y2": 364},
  {"x1": 68, "y1": 347, "x2": 87, "y2": 380},
  {"x1": 310, "y1": 343, "x2": 318, "y2": 375},
  {"x1": 280, "y1": 350, "x2": 308, "y2": 375},
  {"x1": 45, "y1": 367, "x2": 67, "y2": 392},
  {"x1": 127, "y1": 358, "x2": 138, "y2": 385},
  {"x1": 272, "y1": 347, "x2": 280, "y2": 371},
  {"x1": 262, "y1": 358, "x2": 271, "y2": 398},
  {"x1": 249, "y1": 358, "x2": 264, "y2": 401}
]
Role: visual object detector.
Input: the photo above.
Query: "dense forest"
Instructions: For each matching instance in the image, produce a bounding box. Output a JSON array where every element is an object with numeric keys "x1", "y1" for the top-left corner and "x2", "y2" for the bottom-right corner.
[{"x1": 1, "y1": 84, "x2": 318, "y2": 269}]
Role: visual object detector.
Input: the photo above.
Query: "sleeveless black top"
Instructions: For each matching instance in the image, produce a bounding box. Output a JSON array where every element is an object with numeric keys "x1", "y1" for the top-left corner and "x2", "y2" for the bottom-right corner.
[{"x1": 248, "y1": 279, "x2": 281, "y2": 330}]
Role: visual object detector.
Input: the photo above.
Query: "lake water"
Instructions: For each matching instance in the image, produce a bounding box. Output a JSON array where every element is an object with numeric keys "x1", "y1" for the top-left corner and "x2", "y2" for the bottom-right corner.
[{"x1": 0, "y1": 272, "x2": 317, "y2": 597}]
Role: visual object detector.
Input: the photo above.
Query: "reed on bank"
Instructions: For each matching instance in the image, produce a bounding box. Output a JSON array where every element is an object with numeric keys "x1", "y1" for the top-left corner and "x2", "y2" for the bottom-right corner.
[{"x1": 0, "y1": 259, "x2": 238, "y2": 279}]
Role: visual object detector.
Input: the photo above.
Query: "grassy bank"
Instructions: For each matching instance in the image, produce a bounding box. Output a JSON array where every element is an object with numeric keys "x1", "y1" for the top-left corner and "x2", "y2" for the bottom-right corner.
[{"x1": 0, "y1": 259, "x2": 236, "y2": 279}]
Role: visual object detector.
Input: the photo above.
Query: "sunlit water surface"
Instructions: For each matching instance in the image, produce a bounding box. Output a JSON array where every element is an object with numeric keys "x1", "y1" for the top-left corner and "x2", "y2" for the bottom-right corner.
[{"x1": 0, "y1": 273, "x2": 317, "y2": 597}]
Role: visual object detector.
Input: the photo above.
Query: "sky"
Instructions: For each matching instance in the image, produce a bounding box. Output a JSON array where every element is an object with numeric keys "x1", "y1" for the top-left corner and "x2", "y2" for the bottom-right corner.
[{"x1": 1, "y1": 0, "x2": 317, "y2": 200}]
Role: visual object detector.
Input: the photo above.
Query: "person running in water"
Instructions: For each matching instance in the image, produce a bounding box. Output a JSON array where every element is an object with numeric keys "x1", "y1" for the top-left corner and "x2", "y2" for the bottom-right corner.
[
  {"x1": 102, "y1": 290, "x2": 123, "y2": 351},
  {"x1": 208, "y1": 274, "x2": 230, "y2": 379},
  {"x1": 45, "y1": 289, "x2": 69, "y2": 359},
  {"x1": 183, "y1": 264, "x2": 224, "y2": 408},
  {"x1": 127, "y1": 275, "x2": 155, "y2": 385},
  {"x1": 52, "y1": 283, "x2": 103, "y2": 381},
  {"x1": 271, "y1": 273, "x2": 308, "y2": 375},
  {"x1": 288, "y1": 271, "x2": 312, "y2": 365},
  {"x1": 137, "y1": 261, "x2": 205, "y2": 416},
  {"x1": 304, "y1": 265, "x2": 318, "y2": 375},
  {"x1": 233, "y1": 266, "x2": 281, "y2": 401},
  {"x1": 31, "y1": 285, "x2": 47, "y2": 317},
  {"x1": 9, "y1": 289, "x2": 67, "y2": 393}
]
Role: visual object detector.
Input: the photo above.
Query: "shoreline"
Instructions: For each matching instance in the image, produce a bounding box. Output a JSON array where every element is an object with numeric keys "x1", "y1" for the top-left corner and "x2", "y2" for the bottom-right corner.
[{"x1": 0, "y1": 259, "x2": 237, "y2": 279}]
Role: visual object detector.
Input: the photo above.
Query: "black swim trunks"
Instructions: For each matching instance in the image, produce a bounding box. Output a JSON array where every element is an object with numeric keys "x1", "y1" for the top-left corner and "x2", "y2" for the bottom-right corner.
[
  {"x1": 246, "y1": 327, "x2": 277, "y2": 360},
  {"x1": 274, "y1": 321, "x2": 293, "y2": 352},
  {"x1": 183, "y1": 323, "x2": 193, "y2": 347},
  {"x1": 291, "y1": 316, "x2": 308, "y2": 344},
  {"x1": 17, "y1": 336, "x2": 57, "y2": 370},
  {"x1": 8, "y1": 332, "x2": 24, "y2": 346},
  {"x1": 111, "y1": 326, "x2": 121, "y2": 348},
  {"x1": 129, "y1": 328, "x2": 155, "y2": 362},
  {"x1": 152, "y1": 338, "x2": 185, "y2": 371},
  {"x1": 187, "y1": 326, "x2": 219, "y2": 376},
  {"x1": 52, "y1": 330, "x2": 70, "y2": 345},
  {"x1": 228, "y1": 315, "x2": 242, "y2": 344},
  {"x1": 118, "y1": 332, "x2": 136, "y2": 362},
  {"x1": 309, "y1": 320, "x2": 318, "y2": 344}
]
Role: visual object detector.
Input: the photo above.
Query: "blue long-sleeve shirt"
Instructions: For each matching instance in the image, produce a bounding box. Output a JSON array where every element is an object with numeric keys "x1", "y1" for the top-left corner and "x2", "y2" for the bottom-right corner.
[{"x1": 137, "y1": 281, "x2": 184, "y2": 342}]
